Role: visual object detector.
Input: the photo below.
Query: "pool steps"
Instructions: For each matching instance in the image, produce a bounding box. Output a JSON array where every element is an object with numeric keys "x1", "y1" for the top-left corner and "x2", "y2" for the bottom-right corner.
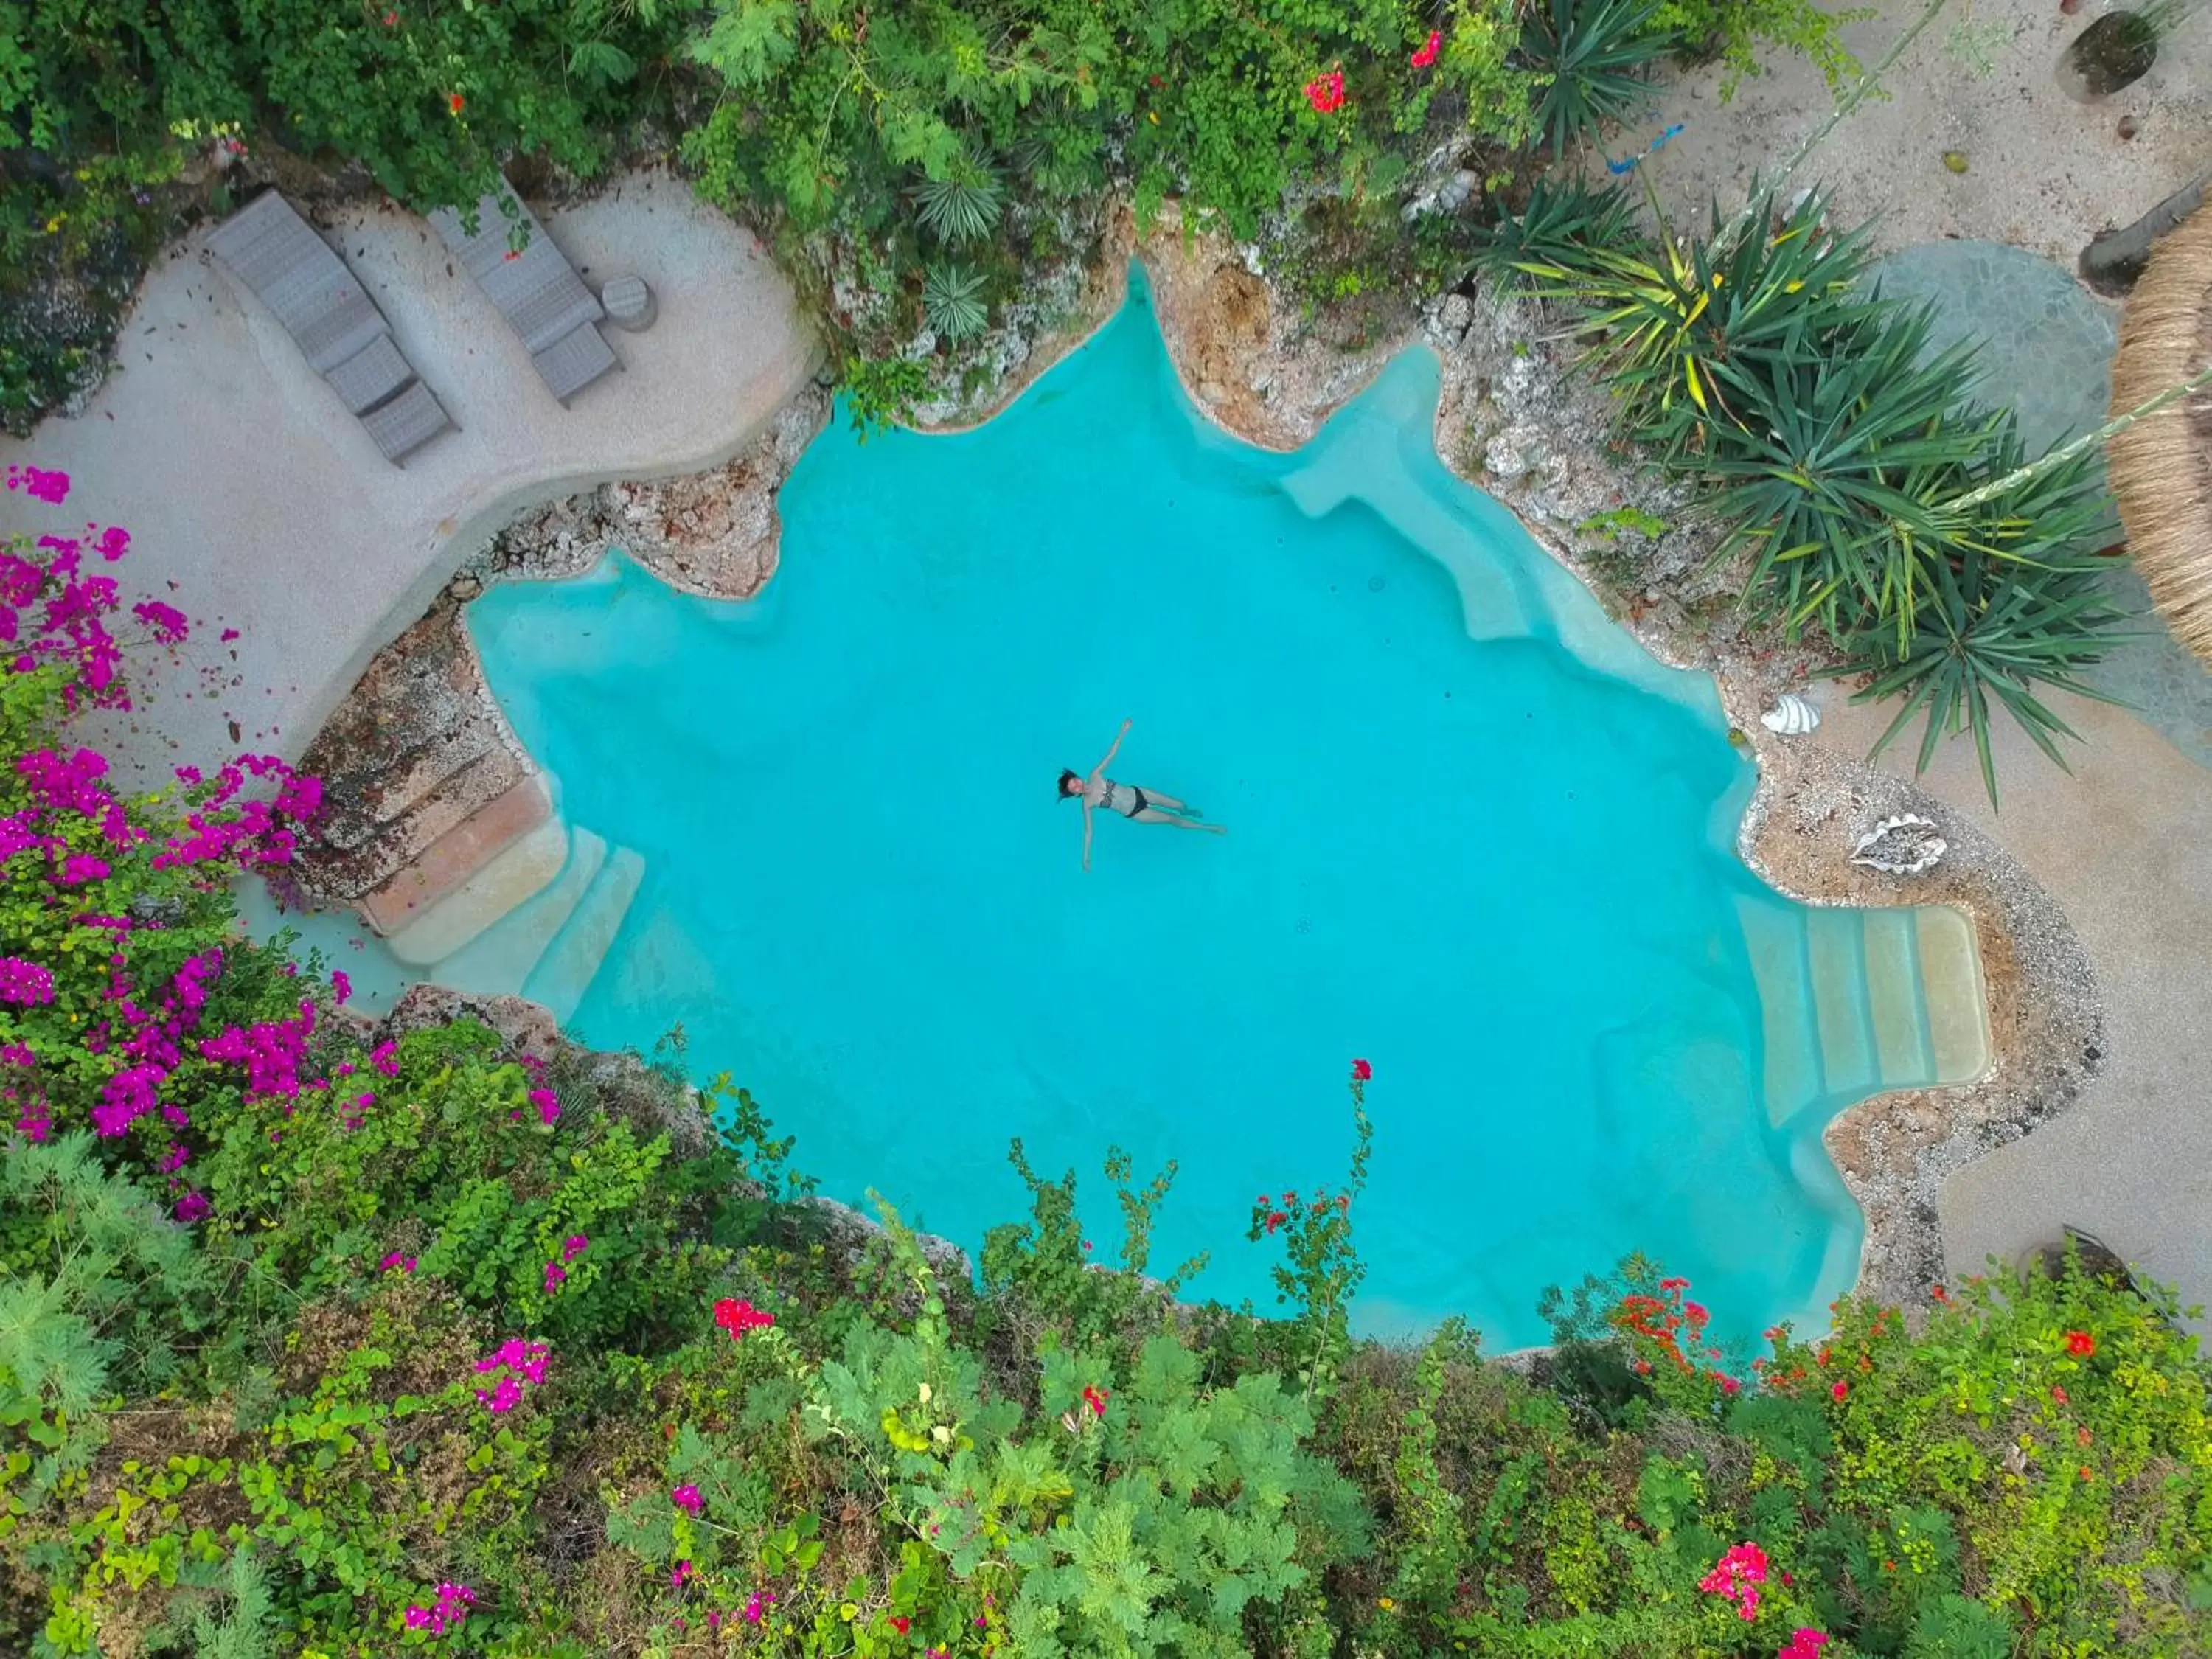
[
  {"x1": 520, "y1": 841, "x2": 646, "y2": 1023},
  {"x1": 420, "y1": 827, "x2": 608, "y2": 993},
  {"x1": 1738, "y1": 899, "x2": 1991, "y2": 1130}
]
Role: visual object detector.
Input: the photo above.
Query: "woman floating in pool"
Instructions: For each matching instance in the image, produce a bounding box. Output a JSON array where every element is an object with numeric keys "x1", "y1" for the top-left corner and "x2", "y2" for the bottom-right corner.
[{"x1": 1059, "y1": 719, "x2": 1224, "y2": 872}]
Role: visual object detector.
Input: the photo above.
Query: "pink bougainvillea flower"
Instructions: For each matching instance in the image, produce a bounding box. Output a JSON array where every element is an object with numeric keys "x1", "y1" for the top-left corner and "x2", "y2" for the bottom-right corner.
[
  {"x1": 1699, "y1": 1541, "x2": 1768, "y2": 1621},
  {"x1": 1303, "y1": 68, "x2": 1346, "y2": 114},
  {"x1": 671, "y1": 1484, "x2": 703, "y2": 1514},
  {"x1": 0, "y1": 957, "x2": 55, "y2": 1005},
  {"x1": 173, "y1": 1191, "x2": 210, "y2": 1223},
  {"x1": 529, "y1": 1086, "x2": 560, "y2": 1124},
  {"x1": 1351, "y1": 1057, "x2": 1372, "y2": 1081},
  {"x1": 544, "y1": 1261, "x2": 568, "y2": 1293},
  {"x1": 330, "y1": 968, "x2": 351, "y2": 1004},
  {"x1": 1779, "y1": 1630, "x2": 1829, "y2": 1659},
  {"x1": 742, "y1": 1589, "x2": 774, "y2": 1624},
  {"x1": 4, "y1": 465, "x2": 69, "y2": 504},
  {"x1": 562, "y1": 1233, "x2": 589, "y2": 1261},
  {"x1": 671, "y1": 1559, "x2": 693, "y2": 1590},
  {"x1": 380, "y1": 1251, "x2": 416, "y2": 1273},
  {"x1": 2066, "y1": 1329, "x2": 2096, "y2": 1357},
  {"x1": 1411, "y1": 29, "x2": 1441, "y2": 67},
  {"x1": 370, "y1": 1040, "x2": 400, "y2": 1077},
  {"x1": 405, "y1": 1582, "x2": 476, "y2": 1635}
]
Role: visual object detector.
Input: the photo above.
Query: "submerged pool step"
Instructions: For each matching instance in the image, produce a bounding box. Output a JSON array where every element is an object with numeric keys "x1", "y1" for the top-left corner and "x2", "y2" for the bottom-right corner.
[
  {"x1": 426, "y1": 827, "x2": 608, "y2": 997},
  {"x1": 521, "y1": 842, "x2": 646, "y2": 1026},
  {"x1": 1745, "y1": 900, "x2": 1987, "y2": 1130}
]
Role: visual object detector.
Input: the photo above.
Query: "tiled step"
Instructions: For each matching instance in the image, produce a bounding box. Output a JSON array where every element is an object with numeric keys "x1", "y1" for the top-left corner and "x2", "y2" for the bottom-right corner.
[
  {"x1": 308, "y1": 746, "x2": 530, "y2": 900},
  {"x1": 521, "y1": 845, "x2": 645, "y2": 1025},
  {"x1": 1914, "y1": 906, "x2": 1992, "y2": 1084},
  {"x1": 427, "y1": 827, "x2": 608, "y2": 993}
]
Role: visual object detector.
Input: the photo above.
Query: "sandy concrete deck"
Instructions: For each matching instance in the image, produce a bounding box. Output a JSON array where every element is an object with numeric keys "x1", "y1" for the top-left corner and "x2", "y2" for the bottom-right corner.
[
  {"x1": 1813, "y1": 690, "x2": 2212, "y2": 1316},
  {"x1": 0, "y1": 167, "x2": 818, "y2": 784}
]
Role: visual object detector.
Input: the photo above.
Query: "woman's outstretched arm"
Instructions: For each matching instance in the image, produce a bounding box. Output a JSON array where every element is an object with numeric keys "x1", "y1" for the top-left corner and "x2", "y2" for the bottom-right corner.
[{"x1": 1091, "y1": 718, "x2": 1131, "y2": 781}]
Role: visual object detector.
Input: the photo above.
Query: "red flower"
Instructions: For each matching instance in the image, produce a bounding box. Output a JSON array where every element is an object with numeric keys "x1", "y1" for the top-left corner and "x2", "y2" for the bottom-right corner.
[
  {"x1": 713, "y1": 1297, "x2": 775, "y2": 1338},
  {"x1": 2051, "y1": 1384, "x2": 2070, "y2": 1405},
  {"x1": 1930, "y1": 1282, "x2": 1948, "y2": 1301},
  {"x1": 1351, "y1": 1057, "x2": 1372, "y2": 1081},
  {"x1": 2065, "y1": 1329, "x2": 2096, "y2": 1357},
  {"x1": 382, "y1": 7, "x2": 398, "y2": 22},
  {"x1": 890, "y1": 1615, "x2": 911, "y2": 1635},
  {"x1": 1831, "y1": 1380, "x2": 1848, "y2": 1401},
  {"x1": 1082, "y1": 1384, "x2": 1109, "y2": 1418},
  {"x1": 1303, "y1": 69, "x2": 1346, "y2": 114},
  {"x1": 1410, "y1": 29, "x2": 1441, "y2": 68},
  {"x1": 1264, "y1": 1209, "x2": 1290, "y2": 1234},
  {"x1": 448, "y1": 92, "x2": 465, "y2": 114},
  {"x1": 1715, "y1": 1373, "x2": 1741, "y2": 1396},
  {"x1": 502, "y1": 249, "x2": 520, "y2": 262},
  {"x1": 2079, "y1": 1465, "x2": 2095, "y2": 1481},
  {"x1": 1684, "y1": 1301, "x2": 1709, "y2": 1328}
]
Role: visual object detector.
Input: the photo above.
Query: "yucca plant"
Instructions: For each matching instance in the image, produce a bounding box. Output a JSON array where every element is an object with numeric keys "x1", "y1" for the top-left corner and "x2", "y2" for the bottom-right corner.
[
  {"x1": 1512, "y1": 190, "x2": 1885, "y2": 456},
  {"x1": 1470, "y1": 175, "x2": 1643, "y2": 276},
  {"x1": 922, "y1": 260, "x2": 990, "y2": 342},
  {"x1": 1695, "y1": 305, "x2": 1993, "y2": 639},
  {"x1": 1843, "y1": 427, "x2": 2130, "y2": 804},
  {"x1": 913, "y1": 148, "x2": 1004, "y2": 246},
  {"x1": 1521, "y1": 0, "x2": 1671, "y2": 159}
]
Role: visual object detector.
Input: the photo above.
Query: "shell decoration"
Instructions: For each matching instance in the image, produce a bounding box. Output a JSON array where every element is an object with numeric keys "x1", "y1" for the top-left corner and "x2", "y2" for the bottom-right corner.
[
  {"x1": 1851, "y1": 813, "x2": 1947, "y2": 876},
  {"x1": 1759, "y1": 692, "x2": 1820, "y2": 735}
]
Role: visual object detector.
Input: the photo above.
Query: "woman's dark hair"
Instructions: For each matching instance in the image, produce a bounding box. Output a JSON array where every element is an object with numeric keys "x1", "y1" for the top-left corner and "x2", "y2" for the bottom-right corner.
[{"x1": 1057, "y1": 769, "x2": 1082, "y2": 798}]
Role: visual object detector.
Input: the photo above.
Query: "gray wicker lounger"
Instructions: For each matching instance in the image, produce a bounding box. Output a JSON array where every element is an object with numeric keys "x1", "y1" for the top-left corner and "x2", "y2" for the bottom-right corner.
[
  {"x1": 428, "y1": 188, "x2": 619, "y2": 405},
  {"x1": 206, "y1": 190, "x2": 456, "y2": 466}
]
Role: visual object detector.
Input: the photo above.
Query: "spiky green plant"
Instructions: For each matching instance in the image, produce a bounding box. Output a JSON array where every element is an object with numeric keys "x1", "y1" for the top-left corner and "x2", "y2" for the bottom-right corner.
[
  {"x1": 922, "y1": 261, "x2": 990, "y2": 342},
  {"x1": 1521, "y1": 0, "x2": 1671, "y2": 159},
  {"x1": 1509, "y1": 189, "x2": 1887, "y2": 456},
  {"x1": 913, "y1": 153, "x2": 1004, "y2": 245},
  {"x1": 1694, "y1": 305, "x2": 1992, "y2": 639},
  {"x1": 1843, "y1": 426, "x2": 2132, "y2": 803},
  {"x1": 1470, "y1": 175, "x2": 1641, "y2": 276}
]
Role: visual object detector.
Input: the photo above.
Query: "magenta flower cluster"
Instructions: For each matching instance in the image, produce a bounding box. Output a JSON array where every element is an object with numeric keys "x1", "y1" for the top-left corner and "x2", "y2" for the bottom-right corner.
[
  {"x1": 473, "y1": 1338, "x2": 552, "y2": 1414},
  {"x1": 544, "y1": 1232, "x2": 589, "y2": 1293},
  {"x1": 403, "y1": 1582, "x2": 476, "y2": 1635}
]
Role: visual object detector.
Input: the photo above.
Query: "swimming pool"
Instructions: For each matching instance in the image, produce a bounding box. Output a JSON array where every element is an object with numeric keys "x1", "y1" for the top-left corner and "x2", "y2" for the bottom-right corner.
[{"x1": 465, "y1": 271, "x2": 1983, "y2": 1350}]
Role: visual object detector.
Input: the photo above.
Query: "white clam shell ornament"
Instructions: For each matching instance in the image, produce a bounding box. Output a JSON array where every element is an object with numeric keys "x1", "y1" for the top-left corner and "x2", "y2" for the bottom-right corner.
[
  {"x1": 1851, "y1": 813, "x2": 1947, "y2": 876},
  {"x1": 1759, "y1": 692, "x2": 1820, "y2": 735}
]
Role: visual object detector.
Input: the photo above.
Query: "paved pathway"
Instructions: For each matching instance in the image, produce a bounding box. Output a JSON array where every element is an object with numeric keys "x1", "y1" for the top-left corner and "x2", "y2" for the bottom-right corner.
[
  {"x1": 1814, "y1": 691, "x2": 2212, "y2": 1319},
  {"x1": 0, "y1": 167, "x2": 818, "y2": 785}
]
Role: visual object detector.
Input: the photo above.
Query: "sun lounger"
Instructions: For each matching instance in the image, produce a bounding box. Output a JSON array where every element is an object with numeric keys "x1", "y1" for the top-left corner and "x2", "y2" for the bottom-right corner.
[
  {"x1": 358, "y1": 380, "x2": 456, "y2": 466},
  {"x1": 207, "y1": 189, "x2": 456, "y2": 466},
  {"x1": 428, "y1": 187, "x2": 619, "y2": 405}
]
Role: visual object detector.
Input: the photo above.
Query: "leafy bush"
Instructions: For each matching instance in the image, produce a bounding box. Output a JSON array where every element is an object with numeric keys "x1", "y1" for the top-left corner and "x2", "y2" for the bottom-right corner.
[{"x1": 1652, "y1": 0, "x2": 1872, "y2": 96}]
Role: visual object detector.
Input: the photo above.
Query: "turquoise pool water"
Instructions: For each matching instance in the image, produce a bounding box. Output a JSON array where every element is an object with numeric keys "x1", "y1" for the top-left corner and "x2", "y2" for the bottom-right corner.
[{"x1": 467, "y1": 272, "x2": 1874, "y2": 1351}]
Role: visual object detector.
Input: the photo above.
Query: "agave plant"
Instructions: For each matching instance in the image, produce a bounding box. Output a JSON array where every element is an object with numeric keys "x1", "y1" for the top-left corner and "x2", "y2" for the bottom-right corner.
[
  {"x1": 913, "y1": 149, "x2": 1004, "y2": 246},
  {"x1": 1521, "y1": 0, "x2": 1671, "y2": 159},
  {"x1": 1843, "y1": 428, "x2": 2132, "y2": 804},
  {"x1": 922, "y1": 261, "x2": 990, "y2": 343}
]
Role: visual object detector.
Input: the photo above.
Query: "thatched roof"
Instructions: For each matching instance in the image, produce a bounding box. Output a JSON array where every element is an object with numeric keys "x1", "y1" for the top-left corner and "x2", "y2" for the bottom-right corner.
[{"x1": 2107, "y1": 202, "x2": 2212, "y2": 668}]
